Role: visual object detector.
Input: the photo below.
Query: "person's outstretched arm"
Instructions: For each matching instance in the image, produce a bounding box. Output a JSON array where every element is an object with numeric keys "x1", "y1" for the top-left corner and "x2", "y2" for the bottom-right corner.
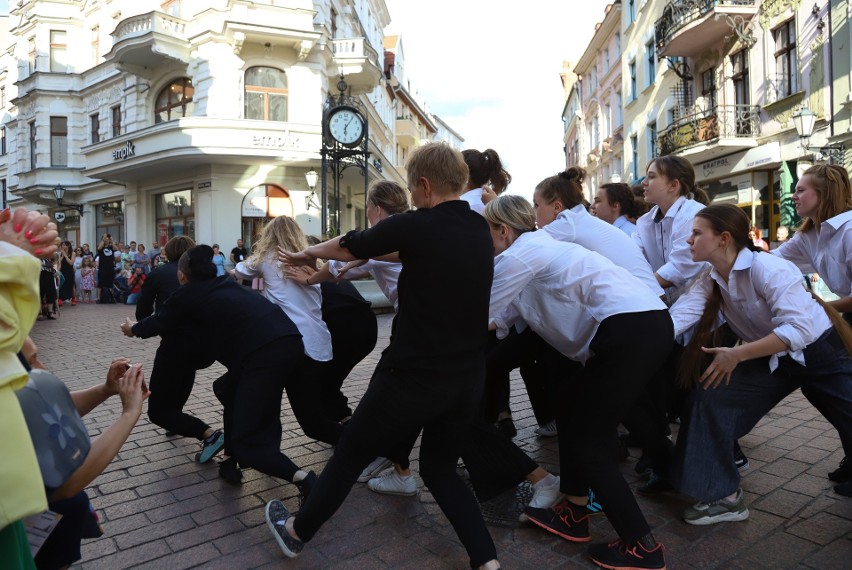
[{"x1": 69, "y1": 358, "x2": 130, "y2": 416}]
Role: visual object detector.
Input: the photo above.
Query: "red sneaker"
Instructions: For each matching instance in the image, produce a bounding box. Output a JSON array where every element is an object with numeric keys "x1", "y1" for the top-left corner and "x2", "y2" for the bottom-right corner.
[{"x1": 71, "y1": 298, "x2": 77, "y2": 306}]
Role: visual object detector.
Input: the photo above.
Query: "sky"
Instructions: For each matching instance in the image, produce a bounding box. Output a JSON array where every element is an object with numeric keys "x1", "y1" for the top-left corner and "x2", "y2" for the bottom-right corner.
[{"x1": 383, "y1": 0, "x2": 613, "y2": 198}]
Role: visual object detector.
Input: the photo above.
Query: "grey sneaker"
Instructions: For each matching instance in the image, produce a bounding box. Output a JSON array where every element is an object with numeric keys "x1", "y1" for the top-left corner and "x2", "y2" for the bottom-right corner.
[
  {"x1": 535, "y1": 419, "x2": 558, "y2": 437},
  {"x1": 683, "y1": 488, "x2": 749, "y2": 525},
  {"x1": 367, "y1": 469, "x2": 417, "y2": 496},
  {"x1": 265, "y1": 499, "x2": 303, "y2": 558},
  {"x1": 357, "y1": 457, "x2": 392, "y2": 483}
]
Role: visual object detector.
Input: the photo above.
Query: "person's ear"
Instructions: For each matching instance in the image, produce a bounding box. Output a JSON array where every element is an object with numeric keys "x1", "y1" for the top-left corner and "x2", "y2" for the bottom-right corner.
[{"x1": 553, "y1": 200, "x2": 565, "y2": 214}]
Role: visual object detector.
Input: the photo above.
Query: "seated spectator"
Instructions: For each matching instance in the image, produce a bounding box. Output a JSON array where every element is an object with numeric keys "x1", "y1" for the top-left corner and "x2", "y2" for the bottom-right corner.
[
  {"x1": 125, "y1": 267, "x2": 146, "y2": 305},
  {"x1": 133, "y1": 244, "x2": 151, "y2": 274}
]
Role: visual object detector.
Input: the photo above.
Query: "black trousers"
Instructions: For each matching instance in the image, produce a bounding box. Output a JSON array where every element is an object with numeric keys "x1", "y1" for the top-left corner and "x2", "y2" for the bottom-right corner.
[
  {"x1": 557, "y1": 310, "x2": 673, "y2": 544},
  {"x1": 215, "y1": 337, "x2": 306, "y2": 481},
  {"x1": 147, "y1": 339, "x2": 215, "y2": 440},
  {"x1": 284, "y1": 358, "x2": 344, "y2": 446},
  {"x1": 321, "y1": 304, "x2": 378, "y2": 421},
  {"x1": 293, "y1": 360, "x2": 497, "y2": 567},
  {"x1": 462, "y1": 419, "x2": 538, "y2": 502}
]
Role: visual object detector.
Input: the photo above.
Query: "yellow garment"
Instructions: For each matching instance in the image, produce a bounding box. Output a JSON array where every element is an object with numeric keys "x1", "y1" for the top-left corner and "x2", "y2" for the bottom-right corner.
[{"x1": 0, "y1": 242, "x2": 47, "y2": 529}]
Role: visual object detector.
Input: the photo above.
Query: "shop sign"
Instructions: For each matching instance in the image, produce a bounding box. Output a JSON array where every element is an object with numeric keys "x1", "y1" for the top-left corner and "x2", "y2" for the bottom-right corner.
[
  {"x1": 697, "y1": 142, "x2": 781, "y2": 181},
  {"x1": 112, "y1": 141, "x2": 136, "y2": 161},
  {"x1": 250, "y1": 132, "x2": 304, "y2": 151}
]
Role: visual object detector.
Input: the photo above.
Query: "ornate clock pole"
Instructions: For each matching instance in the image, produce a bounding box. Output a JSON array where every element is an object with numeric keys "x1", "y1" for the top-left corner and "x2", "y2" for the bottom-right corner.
[{"x1": 320, "y1": 76, "x2": 370, "y2": 237}]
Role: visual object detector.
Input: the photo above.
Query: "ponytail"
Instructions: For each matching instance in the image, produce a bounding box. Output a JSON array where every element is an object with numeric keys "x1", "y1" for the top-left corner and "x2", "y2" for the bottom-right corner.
[
  {"x1": 811, "y1": 294, "x2": 852, "y2": 355},
  {"x1": 678, "y1": 276, "x2": 725, "y2": 388}
]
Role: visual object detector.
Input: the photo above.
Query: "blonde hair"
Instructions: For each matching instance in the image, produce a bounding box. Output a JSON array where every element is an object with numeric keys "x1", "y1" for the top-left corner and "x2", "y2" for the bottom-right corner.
[
  {"x1": 483, "y1": 194, "x2": 536, "y2": 234},
  {"x1": 248, "y1": 215, "x2": 308, "y2": 273},
  {"x1": 368, "y1": 180, "x2": 409, "y2": 215},
  {"x1": 405, "y1": 142, "x2": 469, "y2": 195}
]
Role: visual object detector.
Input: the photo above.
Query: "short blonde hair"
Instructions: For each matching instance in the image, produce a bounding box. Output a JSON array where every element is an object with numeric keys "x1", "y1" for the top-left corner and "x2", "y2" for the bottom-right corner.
[
  {"x1": 368, "y1": 180, "x2": 410, "y2": 214},
  {"x1": 483, "y1": 194, "x2": 536, "y2": 234},
  {"x1": 405, "y1": 143, "x2": 468, "y2": 195}
]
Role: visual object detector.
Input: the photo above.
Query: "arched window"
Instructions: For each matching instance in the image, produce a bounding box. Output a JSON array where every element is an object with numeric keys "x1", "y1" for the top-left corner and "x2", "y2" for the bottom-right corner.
[
  {"x1": 155, "y1": 77, "x2": 194, "y2": 124},
  {"x1": 245, "y1": 67, "x2": 288, "y2": 121}
]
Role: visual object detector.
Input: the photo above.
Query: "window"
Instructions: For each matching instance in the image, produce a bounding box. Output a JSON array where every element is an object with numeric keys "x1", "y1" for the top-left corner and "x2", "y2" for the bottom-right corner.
[
  {"x1": 604, "y1": 104, "x2": 611, "y2": 134},
  {"x1": 629, "y1": 61, "x2": 637, "y2": 101},
  {"x1": 156, "y1": 190, "x2": 195, "y2": 243},
  {"x1": 161, "y1": 0, "x2": 181, "y2": 17},
  {"x1": 50, "y1": 117, "x2": 68, "y2": 166},
  {"x1": 702, "y1": 68, "x2": 717, "y2": 111},
  {"x1": 648, "y1": 121, "x2": 657, "y2": 159},
  {"x1": 774, "y1": 20, "x2": 797, "y2": 98},
  {"x1": 592, "y1": 116, "x2": 600, "y2": 148},
  {"x1": 244, "y1": 67, "x2": 288, "y2": 121},
  {"x1": 50, "y1": 30, "x2": 67, "y2": 72},
  {"x1": 628, "y1": 0, "x2": 635, "y2": 24},
  {"x1": 154, "y1": 77, "x2": 194, "y2": 123},
  {"x1": 1, "y1": 179, "x2": 5, "y2": 210},
  {"x1": 111, "y1": 105, "x2": 121, "y2": 137},
  {"x1": 615, "y1": 91, "x2": 623, "y2": 126},
  {"x1": 731, "y1": 50, "x2": 749, "y2": 106},
  {"x1": 90, "y1": 114, "x2": 100, "y2": 144},
  {"x1": 29, "y1": 120, "x2": 36, "y2": 169},
  {"x1": 630, "y1": 134, "x2": 639, "y2": 180},
  {"x1": 330, "y1": 7, "x2": 337, "y2": 39},
  {"x1": 91, "y1": 26, "x2": 100, "y2": 64},
  {"x1": 0, "y1": 86, "x2": 5, "y2": 108},
  {"x1": 0, "y1": 127, "x2": 5, "y2": 155},
  {"x1": 28, "y1": 37, "x2": 36, "y2": 74},
  {"x1": 646, "y1": 40, "x2": 656, "y2": 86}
]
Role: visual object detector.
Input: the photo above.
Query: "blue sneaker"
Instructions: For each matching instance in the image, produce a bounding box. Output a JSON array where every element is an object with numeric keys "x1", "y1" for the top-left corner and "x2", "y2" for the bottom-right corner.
[
  {"x1": 587, "y1": 489, "x2": 604, "y2": 515},
  {"x1": 197, "y1": 430, "x2": 225, "y2": 463}
]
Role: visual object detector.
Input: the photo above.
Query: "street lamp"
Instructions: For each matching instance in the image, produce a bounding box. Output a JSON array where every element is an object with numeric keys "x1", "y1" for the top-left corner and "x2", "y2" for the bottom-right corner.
[
  {"x1": 304, "y1": 169, "x2": 320, "y2": 211},
  {"x1": 792, "y1": 105, "x2": 844, "y2": 163},
  {"x1": 52, "y1": 184, "x2": 84, "y2": 216}
]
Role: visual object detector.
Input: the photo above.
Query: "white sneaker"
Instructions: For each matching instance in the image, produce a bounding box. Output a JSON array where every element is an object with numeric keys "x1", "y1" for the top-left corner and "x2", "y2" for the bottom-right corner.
[
  {"x1": 534, "y1": 419, "x2": 558, "y2": 437},
  {"x1": 367, "y1": 469, "x2": 418, "y2": 496},
  {"x1": 519, "y1": 474, "x2": 564, "y2": 522},
  {"x1": 357, "y1": 457, "x2": 392, "y2": 483}
]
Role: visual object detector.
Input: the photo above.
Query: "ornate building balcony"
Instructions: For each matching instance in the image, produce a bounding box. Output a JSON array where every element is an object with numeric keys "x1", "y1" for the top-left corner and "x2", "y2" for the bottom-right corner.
[
  {"x1": 395, "y1": 116, "x2": 421, "y2": 147},
  {"x1": 104, "y1": 11, "x2": 190, "y2": 70},
  {"x1": 332, "y1": 38, "x2": 383, "y2": 94},
  {"x1": 657, "y1": 104, "x2": 760, "y2": 160},
  {"x1": 655, "y1": 0, "x2": 758, "y2": 58}
]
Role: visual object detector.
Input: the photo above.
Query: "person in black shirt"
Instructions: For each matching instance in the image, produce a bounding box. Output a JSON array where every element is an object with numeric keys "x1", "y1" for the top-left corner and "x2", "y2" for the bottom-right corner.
[
  {"x1": 95, "y1": 234, "x2": 116, "y2": 303},
  {"x1": 122, "y1": 245, "x2": 315, "y2": 493},
  {"x1": 230, "y1": 238, "x2": 250, "y2": 286},
  {"x1": 272, "y1": 143, "x2": 499, "y2": 568}
]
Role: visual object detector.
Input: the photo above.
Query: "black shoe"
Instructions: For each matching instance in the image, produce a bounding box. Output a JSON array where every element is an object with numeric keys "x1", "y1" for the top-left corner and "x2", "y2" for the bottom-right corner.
[
  {"x1": 218, "y1": 457, "x2": 243, "y2": 485},
  {"x1": 294, "y1": 471, "x2": 317, "y2": 509},
  {"x1": 733, "y1": 441, "x2": 749, "y2": 471},
  {"x1": 637, "y1": 472, "x2": 674, "y2": 496},
  {"x1": 265, "y1": 499, "x2": 303, "y2": 558},
  {"x1": 635, "y1": 453, "x2": 652, "y2": 476},
  {"x1": 828, "y1": 457, "x2": 851, "y2": 482},
  {"x1": 524, "y1": 499, "x2": 591, "y2": 543},
  {"x1": 497, "y1": 418, "x2": 517, "y2": 439},
  {"x1": 835, "y1": 480, "x2": 852, "y2": 497},
  {"x1": 588, "y1": 538, "x2": 666, "y2": 569}
]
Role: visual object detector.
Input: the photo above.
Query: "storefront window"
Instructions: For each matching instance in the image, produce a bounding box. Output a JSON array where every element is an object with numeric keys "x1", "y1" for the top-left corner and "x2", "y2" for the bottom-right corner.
[
  {"x1": 155, "y1": 189, "x2": 194, "y2": 246},
  {"x1": 95, "y1": 200, "x2": 125, "y2": 244},
  {"x1": 240, "y1": 184, "x2": 293, "y2": 251},
  {"x1": 54, "y1": 208, "x2": 81, "y2": 247}
]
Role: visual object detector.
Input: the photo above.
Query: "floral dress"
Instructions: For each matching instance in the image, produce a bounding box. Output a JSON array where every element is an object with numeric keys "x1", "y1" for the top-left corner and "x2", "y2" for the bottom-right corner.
[{"x1": 80, "y1": 268, "x2": 95, "y2": 291}]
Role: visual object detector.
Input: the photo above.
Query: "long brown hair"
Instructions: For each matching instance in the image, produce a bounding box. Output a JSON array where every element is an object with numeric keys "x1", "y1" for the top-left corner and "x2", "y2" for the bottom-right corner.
[
  {"x1": 797, "y1": 164, "x2": 852, "y2": 232},
  {"x1": 536, "y1": 167, "x2": 586, "y2": 210},
  {"x1": 463, "y1": 148, "x2": 512, "y2": 194}
]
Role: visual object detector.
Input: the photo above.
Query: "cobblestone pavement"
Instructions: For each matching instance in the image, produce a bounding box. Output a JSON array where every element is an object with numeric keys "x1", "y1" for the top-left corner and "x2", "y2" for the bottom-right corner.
[{"x1": 29, "y1": 302, "x2": 851, "y2": 569}]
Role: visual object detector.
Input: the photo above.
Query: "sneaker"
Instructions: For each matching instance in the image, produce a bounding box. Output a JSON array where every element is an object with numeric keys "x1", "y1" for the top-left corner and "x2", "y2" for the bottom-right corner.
[
  {"x1": 588, "y1": 538, "x2": 666, "y2": 570},
  {"x1": 197, "y1": 430, "x2": 225, "y2": 463},
  {"x1": 357, "y1": 457, "x2": 392, "y2": 483},
  {"x1": 265, "y1": 499, "x2": 303, "y2": 559},
  {"x1": 367, "y1": 469, "x2": 417, "y2": 496},
  {"x1": 497, "y1": 417, "x2": 517, "y2": 439},
  {"x1": 535, "y1": 419, "x2": 558, "y2": 437},
  {"x1": 733, "y1": 442, "x2": 749, "y2": 471},
  {"x1": 683, "y1": 488, "x2": 749, "y2": 525},
  {"x1": 524, "y1": 499, "x2": 591, "y2": 543},
  {"x1": 71, "y1": 298, "x2": 77, "y2": 306},
  {"x1": 834, "y1": 479, "x2": 852, "y2": 497},
  {"x1": 57, "y1": 299, "x2": 63, "y2": 307},
  {"x1": 637, "y1": 472, "x2": 675, "y2": 496},
  {"x1": 586, "y1": 489, "x2": 604, "y2": 516},
  {"x1": 218, "y1": 457, "x2": 243, "y2": 485},
  {"x1": 828, "y1": 456, "x2": 851, "y2": 482},
  {"x1": 519, "y1": 475, "x2": 563, "y2": 522},
  {"x1": 634, "y1": 453, "x2": 652, "y2": 476},
  {"x1": 294, "y1": 471, "x2": 316, "y2": 509}
]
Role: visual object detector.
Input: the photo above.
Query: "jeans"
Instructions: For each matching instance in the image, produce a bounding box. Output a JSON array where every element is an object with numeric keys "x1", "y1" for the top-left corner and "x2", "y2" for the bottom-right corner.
[
  {"x1": 675, "y1": 328, "x2": 852, "y2": 501},
  {"x1": 293, "y1": 359, "x2": 497, "y2": 567}
]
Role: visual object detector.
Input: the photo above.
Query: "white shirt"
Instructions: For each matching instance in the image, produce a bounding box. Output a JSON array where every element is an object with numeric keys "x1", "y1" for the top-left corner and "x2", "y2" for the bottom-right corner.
[
  {"x1": 236, "y1": 256, "x2": 332, "y2": 361},
  {"x1": 328, "y1": 259, "x2": 401, "y2": 311},
  {"x1": 490, "y1": 231, "x2": 668, "y2": 364},
  {"x1": 544, "y1": 205, "x2": 664, "y2": 297},
  {"x1": 669, "y1": 249, "x2": 832, "y2": 372},
  {"x1": 614, "y1": 214, "x2": 637, "y2": 236},
  {"x1": 634, "y1": 195, "x2": 709, "y2": 304},
  {"x1": 460, "y1": 187, "x2": 486, "y2": 215},
  {"x1": 773, "y1": 210, "x2": 852, "y2": 298}
]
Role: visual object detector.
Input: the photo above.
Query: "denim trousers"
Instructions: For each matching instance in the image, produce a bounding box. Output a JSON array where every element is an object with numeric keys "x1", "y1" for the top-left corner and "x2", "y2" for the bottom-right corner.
[{"x1": 674, "y1": 328, "x2": 852, "y2": 501}]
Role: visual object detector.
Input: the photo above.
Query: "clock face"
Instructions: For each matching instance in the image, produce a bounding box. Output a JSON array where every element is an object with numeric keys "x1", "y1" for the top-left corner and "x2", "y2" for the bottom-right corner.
[{"x1": 328, "y1": 107, "x2": 364, "y2": 146}]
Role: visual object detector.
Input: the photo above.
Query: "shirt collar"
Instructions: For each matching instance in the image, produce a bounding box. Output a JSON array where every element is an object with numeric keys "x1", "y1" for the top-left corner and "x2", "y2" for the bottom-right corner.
[
  {"x1": 824, "y1": 209, "x2": 852, "y2": 231},
  {"x1": 710, "y1": 248, "x2": 754, "y2": 284},
  {"x1": 654, "y1": 195, "x2": 688, "y2": 223}
]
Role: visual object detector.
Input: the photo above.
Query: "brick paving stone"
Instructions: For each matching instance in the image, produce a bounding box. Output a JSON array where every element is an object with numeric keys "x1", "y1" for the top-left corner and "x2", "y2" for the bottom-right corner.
[{"x1": 24, "y1": 305, "x2": 850, "y2": 568}]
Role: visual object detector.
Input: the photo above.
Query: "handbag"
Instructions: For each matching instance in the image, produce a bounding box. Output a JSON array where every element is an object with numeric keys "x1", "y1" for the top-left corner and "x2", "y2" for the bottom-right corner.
[{"x1": 16, "y1": 370, "x2": 91, "y2": 491}]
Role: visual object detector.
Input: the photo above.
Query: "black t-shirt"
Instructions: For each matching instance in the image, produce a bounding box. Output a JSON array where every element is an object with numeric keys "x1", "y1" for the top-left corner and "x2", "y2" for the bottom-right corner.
[
  {"x1": 231, "y1": 247, "x2": 248, "y2": 263},
  {"x1": 97, "y1": 247, "x2": 116, "y2": 278},
  {"x1": 341, "y1": 200, "x2": 493, "y2": 374}
]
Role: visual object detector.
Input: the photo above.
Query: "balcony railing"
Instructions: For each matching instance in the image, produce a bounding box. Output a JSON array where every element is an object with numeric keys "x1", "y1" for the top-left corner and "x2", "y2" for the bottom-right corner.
[
  {"x1": 658, "y1": 104, "x2": 760, "y2": 155},
  {"x1": 655, "y1": 0, "x2": 756, "y2": 56},
  {"x1": 112, "y1": 11, "x2": 188, "y2": 43},
  {"x1": 331, "y1": 38, "x2": 379, "y2": 66}
]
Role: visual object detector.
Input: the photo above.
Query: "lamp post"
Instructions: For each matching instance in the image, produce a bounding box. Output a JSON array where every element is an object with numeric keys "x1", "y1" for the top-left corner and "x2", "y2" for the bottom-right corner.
[
  {"x1": 792, "y1": 105, "x2": 844, "y2": 163},
  {"x1": 52, "y1": 184, "x2": 84, "y2": 216},
  {"x1": 304, "y1": 169, "x2": 320, "y2": 211}
]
